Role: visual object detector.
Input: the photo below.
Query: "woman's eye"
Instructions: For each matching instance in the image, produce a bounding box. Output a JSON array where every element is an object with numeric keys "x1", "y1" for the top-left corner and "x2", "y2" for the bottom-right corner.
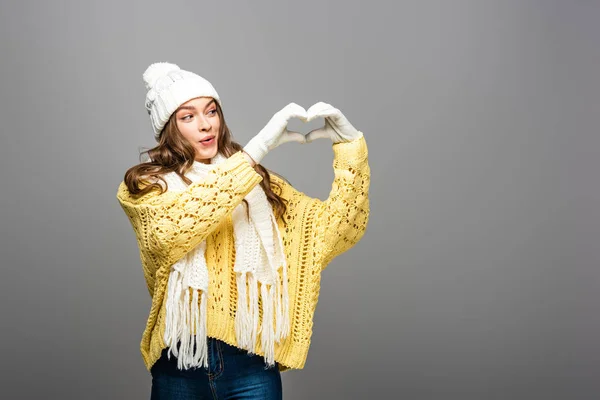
[
  {"x1": 182, "y1": 115, "x2": 192, "y2": 120},
  {"x1": 208, "y1": 109, "x2": 217, "y2": 115}
]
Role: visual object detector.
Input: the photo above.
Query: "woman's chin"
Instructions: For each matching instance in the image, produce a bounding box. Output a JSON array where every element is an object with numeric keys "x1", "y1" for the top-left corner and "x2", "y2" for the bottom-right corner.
[{"x1": 196, "y1": 146, "x2": 218, "y2": 162}]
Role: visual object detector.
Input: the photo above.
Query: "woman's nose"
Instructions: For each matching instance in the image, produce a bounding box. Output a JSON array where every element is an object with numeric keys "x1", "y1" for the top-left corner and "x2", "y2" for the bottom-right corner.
[{"x1": 198, "y1": 116, "x2": 211, "y2": 131}]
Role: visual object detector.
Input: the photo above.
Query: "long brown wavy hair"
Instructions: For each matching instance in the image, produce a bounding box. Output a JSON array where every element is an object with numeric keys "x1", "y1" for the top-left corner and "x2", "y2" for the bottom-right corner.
[{"x1": 123, "y1": 99, "x2": 289, "y2": 223}]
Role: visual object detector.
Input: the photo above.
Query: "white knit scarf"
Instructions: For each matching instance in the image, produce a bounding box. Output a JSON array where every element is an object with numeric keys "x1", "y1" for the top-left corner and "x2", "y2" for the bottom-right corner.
[{"x1": 160, "y1": 152, "x2": 290, "y2": 370}]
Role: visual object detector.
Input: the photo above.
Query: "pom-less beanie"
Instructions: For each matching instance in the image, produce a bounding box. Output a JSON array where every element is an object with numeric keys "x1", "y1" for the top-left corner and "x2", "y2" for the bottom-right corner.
[{"x1": 143, "y1": 62, "x2": 222, "y2": 141}]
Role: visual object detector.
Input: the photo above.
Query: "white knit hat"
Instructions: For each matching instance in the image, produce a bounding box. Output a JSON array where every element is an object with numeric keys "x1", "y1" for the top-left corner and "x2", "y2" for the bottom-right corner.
[{"x1": 143, "y1": 62, "x2": 222, "y2": 141}]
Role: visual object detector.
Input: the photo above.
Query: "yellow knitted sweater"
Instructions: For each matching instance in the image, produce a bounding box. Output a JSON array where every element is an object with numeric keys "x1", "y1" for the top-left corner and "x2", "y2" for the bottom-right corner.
[{"x1": 116, "y1": 135, "x2": 370, "y2": 372}]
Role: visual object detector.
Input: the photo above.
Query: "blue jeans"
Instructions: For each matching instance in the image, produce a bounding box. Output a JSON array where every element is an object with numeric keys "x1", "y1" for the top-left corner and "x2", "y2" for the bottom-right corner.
[{"x1": 150, "y1": 337, "x2": 283, "y2": 399}]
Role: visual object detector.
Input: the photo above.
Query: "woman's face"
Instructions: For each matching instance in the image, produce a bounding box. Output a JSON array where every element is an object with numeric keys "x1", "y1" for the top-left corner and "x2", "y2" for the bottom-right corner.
[{"x1": 174, "y1": 96, "x2": 221, "y2": 164}]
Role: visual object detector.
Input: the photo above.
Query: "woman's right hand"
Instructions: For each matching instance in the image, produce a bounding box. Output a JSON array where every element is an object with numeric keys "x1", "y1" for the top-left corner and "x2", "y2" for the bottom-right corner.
[{"x1": 243, "y1": 103, "x2": 308, "y2": 165}]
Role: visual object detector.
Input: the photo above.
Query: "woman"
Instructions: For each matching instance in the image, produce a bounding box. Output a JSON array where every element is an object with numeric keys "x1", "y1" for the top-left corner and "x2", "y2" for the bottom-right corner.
[{"x1": 116, "y1": 62, "x2": 370, "y2": 399}]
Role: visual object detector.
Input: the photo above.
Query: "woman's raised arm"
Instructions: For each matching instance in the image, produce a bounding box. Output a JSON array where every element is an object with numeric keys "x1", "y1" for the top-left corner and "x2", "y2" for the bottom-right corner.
[
  {"x1": 300, "y1": 102, "x2": 371, "y2": 269},
  {"x1": 116, "y1": 151, "x2": 263, "y2": 268},
  {"x1": 314, "y1": 135, "x2": 370, "y2": 269}
]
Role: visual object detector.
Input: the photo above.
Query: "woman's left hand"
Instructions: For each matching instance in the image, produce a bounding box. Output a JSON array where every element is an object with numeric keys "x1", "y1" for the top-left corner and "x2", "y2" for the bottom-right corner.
[{"x1": 305, "y1": 102, "x2": 363, "y2": 143}]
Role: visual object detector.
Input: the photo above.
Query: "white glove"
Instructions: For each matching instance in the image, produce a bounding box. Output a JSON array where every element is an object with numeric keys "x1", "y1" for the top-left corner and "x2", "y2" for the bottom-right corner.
[
  {"x1": 305, "y1": 102, "x2": 363, "y2": 143},
  {"x1": 243, "y1": 103, "x2": 308, "y2": 164}
]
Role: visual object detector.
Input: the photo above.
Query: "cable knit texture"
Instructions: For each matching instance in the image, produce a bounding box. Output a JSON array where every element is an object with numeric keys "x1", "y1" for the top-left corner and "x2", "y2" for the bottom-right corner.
[{"x1": 116, "y1": 135, "x2": 370, "y2": 372}]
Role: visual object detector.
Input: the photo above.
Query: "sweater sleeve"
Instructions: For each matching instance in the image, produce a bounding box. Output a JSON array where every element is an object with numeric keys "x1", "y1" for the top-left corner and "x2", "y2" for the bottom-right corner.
[
  {"x1": 116, "y1": 151, "x2": 263, "y2": 269},
  {"x1": 313, "y1": 134, "x2": 371, "y2": 270}
]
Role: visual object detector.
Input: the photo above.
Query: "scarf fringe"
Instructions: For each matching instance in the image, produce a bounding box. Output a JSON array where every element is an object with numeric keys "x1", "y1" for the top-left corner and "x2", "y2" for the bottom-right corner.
[
  {"x1": 260, "y1": 282, "x2": 274, "y2": 365},
  {"x1": 163, "y1": 270, "x2": 208, "y2": 370},
  {"x1": 234, "y1": 264, "x2": 290, "y2": 367},
  {"x1": 164, "y1": 265, "x2": 290, "y2": 370},
  {"x1": 235, "y1": 271, "x2": 259, "y2": 351}
]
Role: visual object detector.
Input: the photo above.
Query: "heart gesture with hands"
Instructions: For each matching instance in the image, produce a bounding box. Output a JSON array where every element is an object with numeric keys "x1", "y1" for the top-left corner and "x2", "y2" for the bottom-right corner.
[
  {"x1": 304, "y1": 102, "x2": 363, "y2": 144},
  {"x1": 243, "y1": 102, "x2": 363, "y2": 165}
]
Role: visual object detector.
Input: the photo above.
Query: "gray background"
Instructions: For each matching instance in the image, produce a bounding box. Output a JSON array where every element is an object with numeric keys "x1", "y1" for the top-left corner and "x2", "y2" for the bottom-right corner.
[{"x1": 0, "y1": 0, "x2": 598, "y2": 399}]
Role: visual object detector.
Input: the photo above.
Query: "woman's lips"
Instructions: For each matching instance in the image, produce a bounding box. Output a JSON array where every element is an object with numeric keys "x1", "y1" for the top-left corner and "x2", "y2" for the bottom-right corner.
[{"x1": 199, "y1": 136, "x2": 215, "y2": 146}]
